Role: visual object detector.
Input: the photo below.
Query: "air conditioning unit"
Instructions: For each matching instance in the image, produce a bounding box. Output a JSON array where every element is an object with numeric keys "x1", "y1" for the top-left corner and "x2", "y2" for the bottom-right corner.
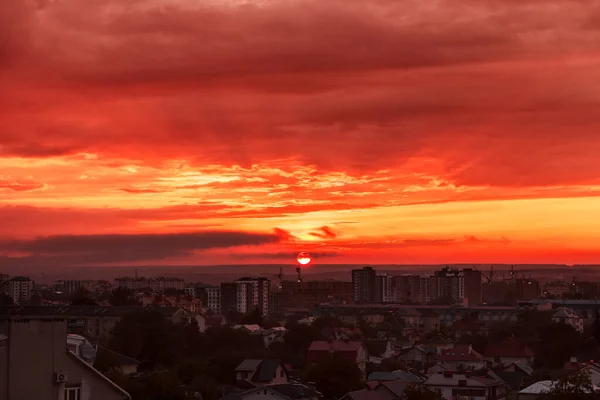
[{"x1": 54, "y1": 372, "x2": 68, "y2": 383}]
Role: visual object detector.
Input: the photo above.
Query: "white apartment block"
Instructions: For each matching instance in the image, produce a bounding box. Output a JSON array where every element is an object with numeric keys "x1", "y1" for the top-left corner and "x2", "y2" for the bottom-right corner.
[
  {"x1": 4, "y1": 277, "x2": 33, "y2": 304},
  {"x1": 205, "y1": 286, "x2": 221, "y2": 314}
]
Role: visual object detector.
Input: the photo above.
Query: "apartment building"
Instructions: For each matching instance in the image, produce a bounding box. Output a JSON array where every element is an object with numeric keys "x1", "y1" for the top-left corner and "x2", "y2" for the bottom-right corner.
[
  {"x1": 220, "y1": 278, "x2": 270, "y2": 316},
  {"x1": 0, "y1": 316, "x2": 130, "y2": 400},
  {"x1": 2, "y1": 277, "x2": 33, "y2": 304},
  {"x1": 113, "y1": 277, "x2": 185, "y2": 292}
]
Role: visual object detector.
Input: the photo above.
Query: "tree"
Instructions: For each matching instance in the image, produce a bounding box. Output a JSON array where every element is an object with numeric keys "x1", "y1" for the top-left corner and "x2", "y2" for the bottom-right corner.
[
  {"x1": 357, "y1": 316, "x2": 377, "y2": 339},
  {"x1": 109, "y1": 309, "x2": 183, "y2": 369},
  {"x1": 110, "y1": 287, "x2": 140, "y2": 306},
  {"x1": 0, "y1": 293, "x2": 14, "y2": 306},
  {"x1": 305, "y1": 355, "x2": 362, "y2": 400},
  {"x1": 534, "y1": 323, "x2": 581, "y2": 369},
  {"x1": 163, "y1": 288, "x2": 184, "y2": 296},
  {"x1": 402, "y1": 385, "x2": 445, "y2": 400},
  {"x1": 70, "y1": 287, "x2": 97, "y2": 306},
  {"x1": 240, "y1": 306, "x2": 263, "y2": 325},
  {"x1": 541, "y1": 369, "x2": 594, "y2": 399}
]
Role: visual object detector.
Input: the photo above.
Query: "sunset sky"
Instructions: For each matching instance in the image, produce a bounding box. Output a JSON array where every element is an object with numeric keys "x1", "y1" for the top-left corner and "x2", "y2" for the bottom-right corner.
[{"x1": 2, "y1": 0, "x2": 600, "y2": 266}]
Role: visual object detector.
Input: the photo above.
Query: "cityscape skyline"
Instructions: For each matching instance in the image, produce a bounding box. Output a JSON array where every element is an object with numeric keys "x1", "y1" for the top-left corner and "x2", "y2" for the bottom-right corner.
[{"x1": 2, "y1": 0, "x2": 600, "y2": 266}]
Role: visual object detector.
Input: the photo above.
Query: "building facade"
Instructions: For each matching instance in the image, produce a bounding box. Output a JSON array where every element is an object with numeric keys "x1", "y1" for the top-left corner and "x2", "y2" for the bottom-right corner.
[
  {"x1": 3, "y1": 277, "x2": 33, "y2": 304},
  {"x1": 0, "y1": 316, "x2": 130, "y2": 400},
  {"x1": 352, "y1": 267, "x2": 377, "y2": 303}
]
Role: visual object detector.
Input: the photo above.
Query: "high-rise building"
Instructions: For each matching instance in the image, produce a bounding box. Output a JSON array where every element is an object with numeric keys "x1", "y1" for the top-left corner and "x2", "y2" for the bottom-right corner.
[
  {"x1": 431, "y1": 267, "x2": 482, "y2": 306},
  {"x1": 205, "y1": 286, "x2": 221, "y2": 314},
  {"x1": 277, "y1": 280, "x2": 353, "y2": 310},
  {"x1": 374, "y1": 273, "x2": 393, "y2": 303},
  {"x1": 392, "y1": 275, "x2": 422, "y2": 303},
  {"x1": 3, "y1": 277, "x2": 33, "y2": 304},
  {"x1": 63, "y1": 280, "x2": 82, "y2": 293},
  {"x1": 220, "y1": 282, "x2": 239, "y2": 316},
  {"x1": 352, "y1": 267, "x2": 377, "y2": 303},
  {"x1": 220, "y1": 278, "x2": 270, "y2": 316},
  {"x1": 463, "y1": 268, "x2": 482, "y2": 306}
]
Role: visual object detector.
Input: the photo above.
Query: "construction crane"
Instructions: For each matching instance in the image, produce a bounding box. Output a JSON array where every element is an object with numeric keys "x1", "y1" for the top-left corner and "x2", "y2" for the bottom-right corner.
[
  {"x1": 273, "y1": 266, "x2": 284, "y2": 290},
  {"x1": 475, "y1": 265, "x2": 494, "y2": 284}
]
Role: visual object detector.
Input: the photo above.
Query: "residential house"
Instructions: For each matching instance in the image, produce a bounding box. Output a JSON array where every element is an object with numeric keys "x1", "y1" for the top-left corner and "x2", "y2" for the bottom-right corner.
[
  {"x1": 397, "y1": 345, "x2": 438, "y2": 370},
  {"x1": 502, "y1": 361, "x2": 534, "y2": 377},
  {"x1": 422, "y1": 333, "x2": 454, "y2": 354},
  {"x1": 516, "y1": 380, "x2": 553, "y2": 400},
  {"x1": 424, "y1": 371, "x2": 507, "y2": 400},
  {"x1": 552, "y1": 307, "x2": 584, "y2": 333},
  {"x1": 220, "y1": 383, "x2": 321, "y2": 400},
  {"x1": 307, "y1": 340, "x2": 369, "y2": 378},
  {"x1": 439, "y1": 345, "x2": 487, "y2": 371},
  {"x1": 234, "y1": 324, "x2": 263, "y2": 334},
  {"x1": 94, "y1": 346, "x2": 140, "y2": 375},
  {"x1": 0, "y1": 315, "x2": 130, "y2": 400},
  {"x1": 341, "y1": 380, "x2": 410, "y2": 400},
  {"x1": 251, "y1": 327, "x2": 287, "y2": 348},
  {"x1": 448, "y1": 317, "x2": 489, "y2": 339},
  {"x1": 488, "y1": 370, "x2": 525, "y2": 393},
  {"x1": 484, "y1": 337, "x2": 534, "y2": 367},
  {"x1": 235, "y1": 359, "x2": 289, "y2": 385}
]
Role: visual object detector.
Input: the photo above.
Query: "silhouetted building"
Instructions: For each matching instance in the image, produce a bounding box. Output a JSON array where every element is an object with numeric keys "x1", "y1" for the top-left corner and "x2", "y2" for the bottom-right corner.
[
  {"x1": 220, "y1": 278, "x2": 270, "y2": 316},
  {"x1": 0, "y1": 315, "x2": 130, "y2": 399},
  {"x1": 432, "y1": 267, "x2": 481, "y2": 306},
  {"x1": 352, "y1": 267, "x2": 377, "y2": 303}
]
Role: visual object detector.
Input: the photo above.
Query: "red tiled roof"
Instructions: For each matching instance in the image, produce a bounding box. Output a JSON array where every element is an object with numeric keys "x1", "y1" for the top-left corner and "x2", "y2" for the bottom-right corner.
[
  {"x1": 484, "y1": 337, "x2": 534, "y2": 358},
  {"x1": 440, "y1": 345, "x2": 484, "y2": 362}
]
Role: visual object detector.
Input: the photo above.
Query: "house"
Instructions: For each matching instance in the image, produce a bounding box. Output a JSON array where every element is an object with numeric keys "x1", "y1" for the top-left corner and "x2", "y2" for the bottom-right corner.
[
  {"x1": 552, "y1": 307, "x2": 584, "y2": 333},
  {"x1": 422, "y1": 333, "x2": 454, "y2": 354},
  {"x1": 234, "y1": 324, "x2": 263, "y2": 333},
  {"x1": 220, "y1": 383, "x2": 321, "y2": 400},
  {"x1": 484, "y1": 337, "x2": 534, "y2": 367},
  {"x1": 307, "y1": 340, "x2": 369, "y2": 378},
  {"x1": 489, "y1": 370, "x2": 525, "y2": 393},
  {"x1": 94, "y1": 346, "x2": 140, "y2": 375},
  {"x1": 516, "y1": 380, "x2": 553, "y2": 400},
  {"x1": 502, "y1": 361, "x2": 534, "y2": 376},
  {"x1": 397, "y1": 345, "x2": 438, "y2": 370},
  {"x1": 439, "y1": 345, "x2": 486, "y2": 371},
  {"x1": 0, "y1": 315, "x2": 130, "y2": 400},
  {"x1": 424, "y1": 371, "x2": 507, "y2": 400},
  {"x1": 341, "y1": 380, "x2": 410, "y2": 400},
  {"x1": 235, "y1": 359, "x2": 289, "y2": 385},
  {"x1": 251, "y1": 327, "x2": 287, "y2": 348},
  {"x1": 449, "y1": 317, "x2": 489, "y2": 339}
]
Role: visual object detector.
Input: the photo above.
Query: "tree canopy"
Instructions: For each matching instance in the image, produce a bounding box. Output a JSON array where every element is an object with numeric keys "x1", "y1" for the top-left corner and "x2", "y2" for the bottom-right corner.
[
  {"x1": 305, "y1": 354, "x2": 362, "y2": 400},
  {"x1": 542, "y1": 369, "x2": 594, "y2": 399}
]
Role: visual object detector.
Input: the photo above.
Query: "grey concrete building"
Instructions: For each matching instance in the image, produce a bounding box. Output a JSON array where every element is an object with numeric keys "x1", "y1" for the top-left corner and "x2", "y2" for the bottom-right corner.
[{"x1": 0, "y1": 315, "x2": 130, "y2": 400}]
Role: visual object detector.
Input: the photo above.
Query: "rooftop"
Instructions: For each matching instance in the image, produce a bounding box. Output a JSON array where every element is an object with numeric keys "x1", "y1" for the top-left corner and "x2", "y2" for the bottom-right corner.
[{"x1": 440, "y1": 345, "x2": 484, "y2": 362}]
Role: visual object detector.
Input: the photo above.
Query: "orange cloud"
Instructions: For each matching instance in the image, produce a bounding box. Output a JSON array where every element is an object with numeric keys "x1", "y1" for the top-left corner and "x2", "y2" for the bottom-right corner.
[{"x1": 1, "y1": 0, "x2": 599, "y2": 265}]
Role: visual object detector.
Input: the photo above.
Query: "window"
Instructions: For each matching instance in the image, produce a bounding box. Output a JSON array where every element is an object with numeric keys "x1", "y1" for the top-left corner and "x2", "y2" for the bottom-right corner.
[{"x1": 64, "y1": 386, "x2": 81, "y2": 400}]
